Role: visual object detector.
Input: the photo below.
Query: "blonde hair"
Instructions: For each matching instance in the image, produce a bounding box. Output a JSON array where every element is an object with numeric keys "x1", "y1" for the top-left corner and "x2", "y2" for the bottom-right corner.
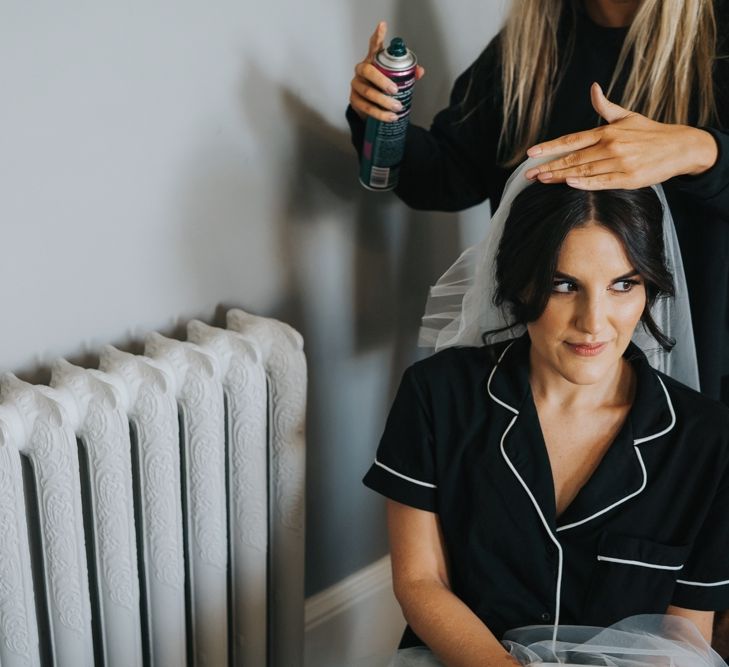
[{"x1": 498, "y1": 0, "x2": 718, "y2": 166}]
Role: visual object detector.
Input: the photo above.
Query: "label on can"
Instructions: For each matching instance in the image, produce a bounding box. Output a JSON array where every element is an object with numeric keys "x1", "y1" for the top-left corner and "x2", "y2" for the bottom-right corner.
[{"x1": 359, "y1": 39, "x2": 417, "y2": 191}]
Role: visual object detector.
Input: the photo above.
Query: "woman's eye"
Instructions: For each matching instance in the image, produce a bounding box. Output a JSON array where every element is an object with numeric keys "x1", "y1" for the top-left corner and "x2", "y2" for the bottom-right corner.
[
  {"x1": 552, "y1": 280, "x2": 577, "y2": 293},
  {"x1": 611, "y1": 279, "x2": 640, "y2": 293}
]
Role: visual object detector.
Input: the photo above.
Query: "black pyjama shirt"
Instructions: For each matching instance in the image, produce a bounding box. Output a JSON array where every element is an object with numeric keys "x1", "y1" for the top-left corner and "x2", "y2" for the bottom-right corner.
[{"x1": 363, "y1": 335, "x2": 729, "y2": 649}]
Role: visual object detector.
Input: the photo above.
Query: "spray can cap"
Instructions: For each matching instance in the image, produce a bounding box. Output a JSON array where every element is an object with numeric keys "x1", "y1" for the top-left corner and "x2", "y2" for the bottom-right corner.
[{"x1": 387, "y1": 37, "x2": 407, "y2": 57}]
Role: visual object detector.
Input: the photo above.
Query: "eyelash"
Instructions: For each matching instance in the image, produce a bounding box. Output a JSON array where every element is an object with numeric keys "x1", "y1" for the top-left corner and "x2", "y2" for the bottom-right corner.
[{"x1": 551, "y1": 279, "x2": 642, "y2": 294}]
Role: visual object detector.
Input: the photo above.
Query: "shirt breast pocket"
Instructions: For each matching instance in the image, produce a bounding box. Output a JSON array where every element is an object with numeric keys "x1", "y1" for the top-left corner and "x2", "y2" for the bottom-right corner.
[{"x1": 582, "y1": 532, "x2": 691, "y2": 625}]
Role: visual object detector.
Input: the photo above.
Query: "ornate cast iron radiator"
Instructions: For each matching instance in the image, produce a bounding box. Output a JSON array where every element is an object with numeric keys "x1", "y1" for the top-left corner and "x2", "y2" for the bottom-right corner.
[{"x1": 0, "y1": 309, "x2": 306, "y2": 667}]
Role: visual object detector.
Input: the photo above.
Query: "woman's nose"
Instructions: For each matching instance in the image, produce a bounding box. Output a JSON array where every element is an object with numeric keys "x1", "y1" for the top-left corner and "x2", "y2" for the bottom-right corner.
[{"x1": 575, "y1": 292, "x2": 606, "y2": 335}]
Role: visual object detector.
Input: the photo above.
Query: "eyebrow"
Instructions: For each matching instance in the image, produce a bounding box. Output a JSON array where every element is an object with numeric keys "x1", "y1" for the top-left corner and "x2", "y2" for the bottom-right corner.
[{"x1": 554, "y1": 270, "x2": 641, "y2": 283}]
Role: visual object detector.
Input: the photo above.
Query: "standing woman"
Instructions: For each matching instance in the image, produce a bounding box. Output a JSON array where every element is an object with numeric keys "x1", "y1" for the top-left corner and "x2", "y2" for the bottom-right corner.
[{"x1": 347, "y1": 0, "x2": 729, "y2": 404}]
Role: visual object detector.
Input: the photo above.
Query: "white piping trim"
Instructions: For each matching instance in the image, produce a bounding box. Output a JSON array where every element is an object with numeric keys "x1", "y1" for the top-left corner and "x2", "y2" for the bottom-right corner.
[
  {"x1": 557, "y1": 377, "x2": 676, "y2": 532},
  {"x1": 633, "y1": 376, "x2": 676, "y2": 445},
  {"x1": 500, "y1": 414, "x2": 563, "y2": 644},
  {"x1": 486, "y1": 342, "x2": 518, "y2": 415},
  {"x1": 556, "y1": 449, "x2": 648, "y2": 532},
  {"x1": 373, "y1": 459, "x2": 437, "y2": 489},
  {"x1": 489, "y1": 341, "x2": 562, "y2": 643},
  {"x1": 596, "y1": 555, "x2": 684, "y2": 571},
  {"x1": 676, "y1": 578, "x2": 729, "y2": 587}
]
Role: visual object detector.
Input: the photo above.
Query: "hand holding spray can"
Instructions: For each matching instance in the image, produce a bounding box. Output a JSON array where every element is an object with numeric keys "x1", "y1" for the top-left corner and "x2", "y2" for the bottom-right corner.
[{"x1": 359, "y1": 37, "x2": 417, "y2": 191}]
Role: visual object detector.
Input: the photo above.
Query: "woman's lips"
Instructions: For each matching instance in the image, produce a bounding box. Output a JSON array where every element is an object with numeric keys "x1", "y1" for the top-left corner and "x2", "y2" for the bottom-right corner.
[{"x1": 565, "y1": 341, "x2": 607, "y2": 357}]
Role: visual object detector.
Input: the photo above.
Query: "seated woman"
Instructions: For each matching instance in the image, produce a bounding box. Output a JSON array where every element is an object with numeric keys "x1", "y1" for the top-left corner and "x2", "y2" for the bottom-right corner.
[{"x1": 363, "y1": 180, "x2": 729, "y2": 666}]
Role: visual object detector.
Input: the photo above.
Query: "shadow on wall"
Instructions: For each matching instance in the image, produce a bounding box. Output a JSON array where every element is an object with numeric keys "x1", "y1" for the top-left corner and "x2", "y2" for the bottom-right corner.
[
  {"x1": 277, "y1": 88, "x2": 399, "y2": 349},
  {"x1": 274, "y1": 0, "x2": 466, "y2": 598},
  {"x1": 173, "y1": 0, "x2": 468, "y2": 598},
  {"x1": 273, "y1": 0, "x2": 465, "y2": 598},
  {"x1": 268, "y1": 0, "x2": 465, "y2": 371},
  {"x1": 356, "y1": 0, "x2": 464, "y2": 393}
]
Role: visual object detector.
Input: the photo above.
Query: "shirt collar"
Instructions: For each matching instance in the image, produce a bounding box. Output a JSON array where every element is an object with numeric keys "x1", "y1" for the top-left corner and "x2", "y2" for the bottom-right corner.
[
  {"x1": 486, "y1": 333, "x2": 675, "y2": 445},
  {"x1": 486, "y1": 333, "x2": 677, "y2": 532}
]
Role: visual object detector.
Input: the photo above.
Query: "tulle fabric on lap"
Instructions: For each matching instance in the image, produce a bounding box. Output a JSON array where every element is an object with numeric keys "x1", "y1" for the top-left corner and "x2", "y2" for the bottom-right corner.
[{"x1": 388, "y1": 615, "x2": 724, "y2": 667}]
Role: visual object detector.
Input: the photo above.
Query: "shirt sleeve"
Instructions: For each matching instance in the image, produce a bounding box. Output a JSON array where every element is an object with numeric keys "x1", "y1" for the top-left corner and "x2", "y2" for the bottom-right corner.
[
  {"x1": 667, "y1": 127, "x2": 729, "y2": 220},
  {"x1": 665, "y1": 8, "x2": 729, "y2": 221},
  {"x1": 671, "y1": 466, "x2": 729, "y2": 610},
  {"x1": 362, "y1": 366, "x2": 437, "y2": 512}
]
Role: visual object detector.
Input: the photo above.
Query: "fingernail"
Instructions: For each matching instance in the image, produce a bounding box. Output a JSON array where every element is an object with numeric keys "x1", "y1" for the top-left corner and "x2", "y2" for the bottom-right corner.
[
  {"x1": 392, "y1": 100, "x2": 403, "y2": 111},
  {"x1": 527, "y1": 146, "x2": 542, "y2": 156},
  {"x1": 388, "y1": 84, "x2": 398, "y2": 95},
  {"x1": 566, "y1": 177, "x2": 580, "y2": 186},
  {"x1": 387, "y1": 113, "x2": 398, "y2": 122},
  {"x1": 539, "y1": 172, "x2": 553, "y2": 181},
  {"x1": 525, "y1": 169, "x2": 538, "y2": 179}
]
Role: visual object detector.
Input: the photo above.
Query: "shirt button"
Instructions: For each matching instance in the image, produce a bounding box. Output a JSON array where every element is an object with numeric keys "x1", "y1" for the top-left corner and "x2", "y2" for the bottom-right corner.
[{"x1": 540, "y1": 612, "x2": 551, "y2": 622}]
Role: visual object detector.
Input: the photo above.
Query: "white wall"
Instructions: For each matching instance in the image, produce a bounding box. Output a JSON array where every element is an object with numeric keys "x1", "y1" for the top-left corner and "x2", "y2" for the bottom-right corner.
[{"x1": 1, "y1": 0, "x2": 506, "y2": 595}]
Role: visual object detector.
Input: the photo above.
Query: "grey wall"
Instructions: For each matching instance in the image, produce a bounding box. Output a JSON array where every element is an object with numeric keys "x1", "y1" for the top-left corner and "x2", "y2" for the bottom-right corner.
[{"x1": 1, "y1": 0, "x2": 505, "y2": 597}]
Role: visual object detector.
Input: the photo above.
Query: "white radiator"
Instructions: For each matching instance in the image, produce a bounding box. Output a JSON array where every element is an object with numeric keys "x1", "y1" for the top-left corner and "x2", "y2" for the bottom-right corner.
[{"x1": 0, "y1": 309, "x2": 306, "y2": 667}]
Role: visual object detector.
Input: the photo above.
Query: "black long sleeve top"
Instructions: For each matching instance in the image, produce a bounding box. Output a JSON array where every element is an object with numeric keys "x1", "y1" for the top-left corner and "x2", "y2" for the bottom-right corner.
[{"x1": 348, "y1": 2, "x2": 729, "y2": 402}]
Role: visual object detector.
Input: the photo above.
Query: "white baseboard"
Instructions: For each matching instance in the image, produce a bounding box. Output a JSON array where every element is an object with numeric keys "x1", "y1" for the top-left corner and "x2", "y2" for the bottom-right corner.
[
  {"x1": 305, "y1": 555, "x2": 394, "y2": 631},
  {"x1": 304, "y1": 556, "x2": 406, "y2": 667}
]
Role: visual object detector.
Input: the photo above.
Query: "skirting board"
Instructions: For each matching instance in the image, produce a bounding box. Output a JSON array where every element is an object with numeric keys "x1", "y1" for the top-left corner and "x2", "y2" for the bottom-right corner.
[{"x1": 304, "y1": 556, "x2": 406, "y2": 667}]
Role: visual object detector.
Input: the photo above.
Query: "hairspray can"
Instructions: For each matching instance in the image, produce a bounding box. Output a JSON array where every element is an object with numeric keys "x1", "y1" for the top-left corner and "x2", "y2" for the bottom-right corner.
[{"x1": 359, "y1": 37, "x2": 417, "y2": 191}]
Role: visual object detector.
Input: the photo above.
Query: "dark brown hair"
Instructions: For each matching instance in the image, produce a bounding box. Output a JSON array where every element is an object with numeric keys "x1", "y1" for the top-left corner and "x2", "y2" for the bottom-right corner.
[{"x1": 489, "y1": 182, "x2": 675, "y2": 351}]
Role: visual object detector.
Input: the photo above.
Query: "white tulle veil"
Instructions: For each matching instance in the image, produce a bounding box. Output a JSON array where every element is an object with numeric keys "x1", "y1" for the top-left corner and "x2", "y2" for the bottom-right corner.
[
  {"x1": 387, "y1": 614, "x2": 725, "y2": 667},
  {"x1": 418, "y1": 156, "x2": 700, "y2": 390}
]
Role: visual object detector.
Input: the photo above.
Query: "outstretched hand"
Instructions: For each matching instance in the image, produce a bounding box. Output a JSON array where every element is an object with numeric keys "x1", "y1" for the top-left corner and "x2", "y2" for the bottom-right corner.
[{"x1": 524, "y1": 83, "x2": 717, "y2": 190}]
